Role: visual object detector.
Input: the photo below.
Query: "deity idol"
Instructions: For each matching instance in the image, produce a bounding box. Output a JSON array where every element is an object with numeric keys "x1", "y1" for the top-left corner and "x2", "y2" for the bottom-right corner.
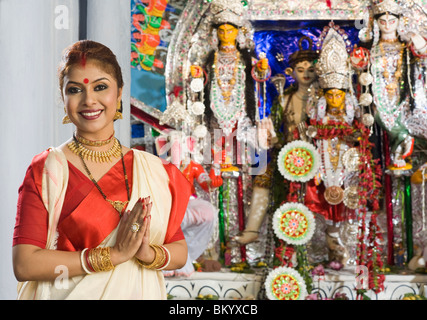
[
  {"x1": 184, "y1": 0, "x2": 270, "y2": 262},
  {"x1": 234, "y1": 36, "x2": 319, "y2": 245},
  {"x1": 189, "y1": 0, "x2": 269, "y2": 140},
  {"x1": 306, "y1": 25, "x2": 362, "y2": 265},
  {"x1": 357, "y1": 0, "x2": 427, "y2": 170}
]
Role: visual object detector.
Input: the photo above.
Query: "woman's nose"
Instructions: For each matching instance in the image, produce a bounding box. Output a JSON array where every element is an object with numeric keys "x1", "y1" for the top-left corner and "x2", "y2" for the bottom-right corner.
[{"x1": 83, "y1": 91, "x2": 96, "y2": 106}]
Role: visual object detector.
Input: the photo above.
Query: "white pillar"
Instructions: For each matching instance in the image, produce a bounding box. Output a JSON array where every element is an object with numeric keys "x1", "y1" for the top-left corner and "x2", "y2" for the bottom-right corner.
[
  {"x1": 86, "y1": 0, "x2": 131, "y2": 146},
  {"x1": 0, "y1": 0, "x2": 79, "y2": 299}
]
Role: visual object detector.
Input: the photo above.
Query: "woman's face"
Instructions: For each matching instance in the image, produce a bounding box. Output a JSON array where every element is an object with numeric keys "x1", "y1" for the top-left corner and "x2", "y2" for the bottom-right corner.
[
  {"x1": 377, "y1": 13, "x2": 399, "y2": 36},
  {"x1": 293, "y1": 60, "x2": 316, "y2": 87},
  {"x1": 62, "y1": 60, "x2": 122, "y2": 138}
]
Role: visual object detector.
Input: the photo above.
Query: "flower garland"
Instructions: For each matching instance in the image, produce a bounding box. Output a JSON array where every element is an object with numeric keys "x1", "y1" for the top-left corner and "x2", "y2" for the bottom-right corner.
[
  {"x1": 310, "y1": 118, "x2": 385, "y2": 295},
  {"x1": 277, "y1": 140, "x2": 321, "y2": 183},
  {"x1": 265, "y1": 266, "x2": 308, "y2": 300},
  {"x1": 272, "y1": 202, "x2": 316, "y2": 246}
]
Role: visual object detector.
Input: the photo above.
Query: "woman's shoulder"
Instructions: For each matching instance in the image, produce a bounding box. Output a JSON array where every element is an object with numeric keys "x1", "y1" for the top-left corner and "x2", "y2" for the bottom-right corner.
[
  {"x1": 132, "y1": 148, "x2": 162, "y2": 162},
  {"x1": 133, "y1": 149, "x2": 179, "y2": 167},
  {"x1": 29, "y1": 149, "x2": 52, "y2": 170}
]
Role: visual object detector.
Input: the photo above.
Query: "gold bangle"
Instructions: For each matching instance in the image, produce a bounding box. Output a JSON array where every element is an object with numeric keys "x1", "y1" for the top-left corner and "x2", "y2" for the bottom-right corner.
[
  {"x1": 136, "y1": 244, "x2": 166, "y2": 270},
  {"x1": 88, "y1": 247, "x2": 115, "y2": 272},
  {"x1": 88, "y1": 248, "x2": 100, "y2": 272}
]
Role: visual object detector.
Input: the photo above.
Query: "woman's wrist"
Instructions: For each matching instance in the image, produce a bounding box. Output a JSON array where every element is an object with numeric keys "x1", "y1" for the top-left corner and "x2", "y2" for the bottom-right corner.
[
  {"x1": 135, "y1": 245, "x2": 155, "y2": 264},
  {"x1": 109, "y1": 246, "x2": 127, "y2": 266}
]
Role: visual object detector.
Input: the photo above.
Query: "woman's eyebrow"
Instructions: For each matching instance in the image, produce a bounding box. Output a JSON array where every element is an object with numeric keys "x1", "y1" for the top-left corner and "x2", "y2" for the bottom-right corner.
[{"x1": 66, "y1": 77, "x2": 111, "y2": 85}]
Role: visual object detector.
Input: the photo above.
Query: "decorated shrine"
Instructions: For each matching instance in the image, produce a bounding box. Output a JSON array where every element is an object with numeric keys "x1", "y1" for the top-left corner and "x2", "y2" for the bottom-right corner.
[{"x1": 130, "y1": 0, "x2": 427, "y2": 300}]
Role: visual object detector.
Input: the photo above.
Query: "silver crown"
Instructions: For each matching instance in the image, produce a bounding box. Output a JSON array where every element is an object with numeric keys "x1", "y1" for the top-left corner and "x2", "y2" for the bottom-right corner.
[
  {"x1": 315, "y1": 28, "x2": 350, "y2": 90},
  {"x1": 210, "y1": 0, "x2": 245, "y2": 26},
  {"x1": 371, "y1": 0, "x2": 401, "y2": 15}
]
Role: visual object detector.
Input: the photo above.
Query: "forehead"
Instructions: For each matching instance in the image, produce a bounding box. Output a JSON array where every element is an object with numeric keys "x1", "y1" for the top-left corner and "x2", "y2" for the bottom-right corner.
[
  {"x1": 218, "y1": 24, "x2": 236, "y2": 31},
  {"x1": 64, "y1": 61, "x2": 114, "y2": 81},
  {"x1": 326, "y1": 89, "x2": 344, "y2": 95},
  {"x1": 378, "y1": 13, "x2": 398, "y2": 21},
  {"x1": 295, "y1": 61, "x2": 314, "y2": 69}
]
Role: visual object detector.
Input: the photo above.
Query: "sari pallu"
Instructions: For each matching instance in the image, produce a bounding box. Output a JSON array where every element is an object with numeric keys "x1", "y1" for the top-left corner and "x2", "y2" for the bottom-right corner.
[{"x1": 17, "y1": 148, "x2": 190, "y2": 300}]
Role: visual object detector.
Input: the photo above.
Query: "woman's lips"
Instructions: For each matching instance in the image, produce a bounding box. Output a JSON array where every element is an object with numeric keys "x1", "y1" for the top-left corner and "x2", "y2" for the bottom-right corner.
[{"x1": 80, "y1": 109, "x2": 103, "y2": 120}]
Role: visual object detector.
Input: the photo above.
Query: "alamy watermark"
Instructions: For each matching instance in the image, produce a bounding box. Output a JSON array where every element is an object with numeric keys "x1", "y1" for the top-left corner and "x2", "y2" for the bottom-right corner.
[
  {"x1": 54, "y1": 5, "x2": 69, "y2": 30},
  {"x1": 156, "y1": 128, "x2": 268, "y2": 176}
]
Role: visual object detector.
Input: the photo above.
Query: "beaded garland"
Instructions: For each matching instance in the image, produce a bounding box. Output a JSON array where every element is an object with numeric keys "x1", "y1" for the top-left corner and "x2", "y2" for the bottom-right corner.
[
  {"x1": 210, "y1": 50, "x2": 246, "y2": 137},
  {"x1": 371, "y1": 42, "x2": 408, "y2": 131}
]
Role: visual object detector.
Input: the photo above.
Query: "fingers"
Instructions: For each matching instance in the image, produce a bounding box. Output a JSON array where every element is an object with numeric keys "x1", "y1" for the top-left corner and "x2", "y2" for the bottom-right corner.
[
  {"x1": 129, "y1": 197, "x2": 152, "y2": 238},
  {"x1": 137, "y1": 202, "x2": 152, "y2": 238}
]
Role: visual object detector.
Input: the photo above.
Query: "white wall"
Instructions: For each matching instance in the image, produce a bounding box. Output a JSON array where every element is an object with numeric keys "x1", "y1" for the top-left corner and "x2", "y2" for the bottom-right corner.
[{"x1": 0, "y1": 0, "x2": 130, "y2": 299}]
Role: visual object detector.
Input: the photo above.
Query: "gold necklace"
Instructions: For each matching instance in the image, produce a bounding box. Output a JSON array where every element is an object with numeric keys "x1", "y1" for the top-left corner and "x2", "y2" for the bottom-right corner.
[
  {"x1": 379, "y1": 42, "x2": 404, "y2": 98},
  {"x1": 380, "y1": 38, "x2": 398, "y2": 44},
  {"x1": 214, "y1": 50, "x2": 240, "y2": 102},
  {"x1": 75, "y1": 131, "x2": 115, "y2": 147},
  {"x1": 73, "y1": 136, "x2": 130, "y2": 216},
  {"x1": 67, "y1": 137, "x2": 122, "y2": 163},
  {"x1": 327, "y1": 138, "x2": 341, "y2": 171}
]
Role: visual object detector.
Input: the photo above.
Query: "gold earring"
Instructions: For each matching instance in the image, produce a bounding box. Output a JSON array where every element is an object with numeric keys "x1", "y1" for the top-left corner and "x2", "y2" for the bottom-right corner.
[
  {"x1": 285, "y1": 67, "x2": 293, "y2": 76},
  {"x1": 114, "y1": 101, "x2": 123, "y2": 120},
  {"x1": 62, "y1": 107, "x2": 71, "y2": 124}
]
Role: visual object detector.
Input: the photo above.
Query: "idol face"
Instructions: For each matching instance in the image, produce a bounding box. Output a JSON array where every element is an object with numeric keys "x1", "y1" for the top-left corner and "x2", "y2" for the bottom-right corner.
[
  {"x1": 217, "y1": 23, "x2": 238, "y2": 45},
  {"x1": 62, "y1": 60, "x2": 122, "y2": 139},
  {"x1": 325, "y1": 88, "x2": 346, "y2": 111},
  {"x1": 377, "y1": 13, "x2": 399, "y2": 36},
  {"x1": 293, "y1": 60, "x2": 316, "y2": 87}
]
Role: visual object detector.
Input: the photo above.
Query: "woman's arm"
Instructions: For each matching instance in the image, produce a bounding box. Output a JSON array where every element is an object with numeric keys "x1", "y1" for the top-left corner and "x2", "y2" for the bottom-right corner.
[
  {"x1": 12, "y1": 244, "x2": 85, "y2": 282},
  {"x1": 13, "y1": 198, "x2": 149, "y2": 282},
  {"x1": 163, "y1": 239, "x2": 188, "y2": 270}
]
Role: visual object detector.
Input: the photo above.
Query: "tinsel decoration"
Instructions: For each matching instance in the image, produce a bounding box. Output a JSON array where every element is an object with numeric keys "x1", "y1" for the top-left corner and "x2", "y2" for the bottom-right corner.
[
  {"x1": 237, "y1": 174, "x2": 246, "y2": 261},
  {"x1": 404, "y1": 176, "x2": 413, "y2": 262},
  {"x1": 218, "y1": 185, "x2": 226, "y2": 260},
  {"x1": 382, "y1": 131, "x2": 394, "y2": 265}
]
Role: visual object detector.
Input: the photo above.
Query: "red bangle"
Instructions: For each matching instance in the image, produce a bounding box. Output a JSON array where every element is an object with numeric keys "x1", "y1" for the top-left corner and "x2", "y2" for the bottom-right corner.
[
  {"x1": 85, "y1": 249, "x2": 95, "y2": 272},
  {"x1": 410, "y1": 41, "x2": 427, "y2": 59},
  {"x1": 157, "y1": 245, "x2": 170, "y2": 270},
  {"x1": 251, "y1": 65, "x2": 271, "y2": 82}
]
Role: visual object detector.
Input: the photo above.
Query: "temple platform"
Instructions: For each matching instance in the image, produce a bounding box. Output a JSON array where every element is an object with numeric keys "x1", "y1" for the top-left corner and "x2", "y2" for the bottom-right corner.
[{"x1": 165, "y1": 268, "x2": 427, "y2": 300}]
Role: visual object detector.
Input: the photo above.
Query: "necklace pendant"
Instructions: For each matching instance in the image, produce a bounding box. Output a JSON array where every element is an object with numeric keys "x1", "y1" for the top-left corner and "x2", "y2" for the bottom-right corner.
[
  {"x1": 107, "y1": 199, "x2": 129, "y2": 216},
  {"x1": 324, "y1": 186, "x2": 344, "y2": 205}
]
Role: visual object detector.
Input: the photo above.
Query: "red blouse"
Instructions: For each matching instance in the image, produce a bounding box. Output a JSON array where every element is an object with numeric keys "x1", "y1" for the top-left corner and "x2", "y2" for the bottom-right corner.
[{"x1": 13, "y1": 150, "x2": 189, "y2": 251}]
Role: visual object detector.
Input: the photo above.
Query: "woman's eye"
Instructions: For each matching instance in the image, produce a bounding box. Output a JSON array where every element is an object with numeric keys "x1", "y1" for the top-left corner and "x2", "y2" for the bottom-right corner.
[
  {"x1": 67, "y1": 87, "x2": 81, "y2": 94},
  {"x1": 95, "y1": 84, "x2": 108, "y2": 91}
]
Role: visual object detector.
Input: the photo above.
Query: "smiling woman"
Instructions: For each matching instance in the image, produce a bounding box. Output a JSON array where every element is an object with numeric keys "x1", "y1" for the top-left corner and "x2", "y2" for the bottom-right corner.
[{"x1": 12, "y1": 40, "x2": 192, "y2": 300}]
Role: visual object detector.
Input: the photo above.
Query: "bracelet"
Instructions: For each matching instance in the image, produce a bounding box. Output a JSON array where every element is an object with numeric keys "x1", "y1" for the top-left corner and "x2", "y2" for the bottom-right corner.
[
  {"x1": 251, "y1": 65, "x2": 272, "y2": 82},
  {"x1": 410, "y1": 40, "x2": 427, "y2": 59},
  {"x1": 80, "y1": 248, "x2": 93, "y2": 274},
  {"x1": 85, "y1": 249, "x2": 95, "y2": 272},
  {"x1": 88, "y1": 247, "x2": 115, "y2": 272},
  {"x1": 157, "y1": 246, "x2": 171, "y2": 270},
  {"x1": 136, "y1": 244, "x2": 170, "y2": 270}
]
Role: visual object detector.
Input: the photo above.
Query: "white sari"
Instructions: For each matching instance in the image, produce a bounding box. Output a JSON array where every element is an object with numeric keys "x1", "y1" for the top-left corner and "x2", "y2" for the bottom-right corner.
[{"x1": 17, "y1": 149, "x2": 173, "y2": 300}]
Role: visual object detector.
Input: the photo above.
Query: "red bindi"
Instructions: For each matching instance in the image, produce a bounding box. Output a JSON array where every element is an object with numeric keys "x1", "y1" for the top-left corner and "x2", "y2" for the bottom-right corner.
[{"x1": 83, "y1": 78, "x2": 89, "y2": 84}]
